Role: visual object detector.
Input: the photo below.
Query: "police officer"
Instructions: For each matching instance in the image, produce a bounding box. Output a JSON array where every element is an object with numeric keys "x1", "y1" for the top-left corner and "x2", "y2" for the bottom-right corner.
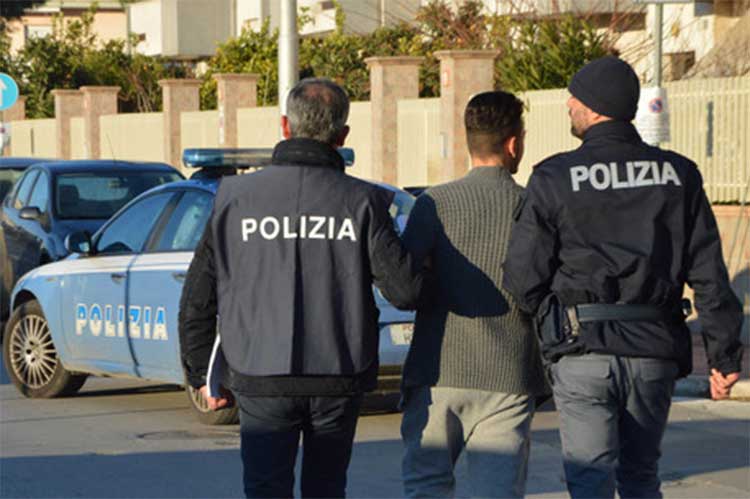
[
  {"x1": 179, "y1": 78, "x2": 425, "y2": 498},
  {"x1": 502, "y1": 56, "x2": 743, "y2": 498}
]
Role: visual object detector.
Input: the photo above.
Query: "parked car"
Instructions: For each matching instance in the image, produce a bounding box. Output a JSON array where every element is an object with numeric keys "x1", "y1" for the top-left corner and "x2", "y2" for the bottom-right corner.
[
  {"x1": 0, "y1": 160, "x2": 182, "y2": 330},
  {"x1": 4, "y1": 149, "x2": 415, "y2": 425},
  {"x1": 0, "y1": 158, "x2": 52, "y2": 202}
]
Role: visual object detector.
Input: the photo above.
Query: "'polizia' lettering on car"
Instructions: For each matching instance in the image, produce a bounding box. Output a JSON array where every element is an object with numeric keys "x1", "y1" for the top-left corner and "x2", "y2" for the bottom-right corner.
[{"x1": 74, "y1": 303, "x2": 168, "y2": 340}]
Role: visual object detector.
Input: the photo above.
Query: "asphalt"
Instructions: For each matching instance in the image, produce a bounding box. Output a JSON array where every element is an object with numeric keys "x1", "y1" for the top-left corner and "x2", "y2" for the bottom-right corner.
[{"x1": 1, "y1": 378, "x2": 748, "y2": 499}]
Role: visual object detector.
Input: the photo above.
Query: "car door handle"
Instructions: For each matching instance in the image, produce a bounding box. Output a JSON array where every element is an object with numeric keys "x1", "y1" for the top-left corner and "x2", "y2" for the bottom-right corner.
[
  {"x1": 172, "y1": 272, "x2": 186, "y2": 282},
  {"x1": 110, "y1": 272, "x2": 126, "y2": 282}
]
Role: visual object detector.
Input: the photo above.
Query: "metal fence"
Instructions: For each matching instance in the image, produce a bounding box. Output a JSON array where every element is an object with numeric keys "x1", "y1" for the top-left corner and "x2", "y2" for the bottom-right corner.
[{"x1": 397, "y1": 76, "x2": 750, "y2": 201}]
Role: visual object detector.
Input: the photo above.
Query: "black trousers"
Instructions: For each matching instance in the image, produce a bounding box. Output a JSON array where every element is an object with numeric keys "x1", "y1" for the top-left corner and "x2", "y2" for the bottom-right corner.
[{"x1": 236, "y1": 393, "x2": 363, "y2": 499}]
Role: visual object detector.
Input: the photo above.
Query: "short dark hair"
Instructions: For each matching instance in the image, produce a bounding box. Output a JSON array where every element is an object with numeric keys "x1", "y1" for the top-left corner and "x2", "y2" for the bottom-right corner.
[
  {"x1": 464, "y1": 91, "x2": 524, "y2": 158},
  {"x1": 286, "y1": 78, "x2": 350, "y2": 144}
]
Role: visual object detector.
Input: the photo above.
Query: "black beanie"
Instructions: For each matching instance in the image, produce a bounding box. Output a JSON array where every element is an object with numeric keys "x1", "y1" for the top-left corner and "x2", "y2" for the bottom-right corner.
[{"x1": 568, "y1": 56, "x2": 640, "y2": 121}]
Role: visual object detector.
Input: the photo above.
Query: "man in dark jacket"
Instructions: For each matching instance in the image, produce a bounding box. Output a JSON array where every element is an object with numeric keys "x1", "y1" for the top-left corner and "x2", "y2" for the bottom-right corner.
[
  {"x1": 179, "y1": 78, "x2": 425, "y2": 498},
  {"x1": 503, "y1": 57, "x2": 743, "y2": 498}
]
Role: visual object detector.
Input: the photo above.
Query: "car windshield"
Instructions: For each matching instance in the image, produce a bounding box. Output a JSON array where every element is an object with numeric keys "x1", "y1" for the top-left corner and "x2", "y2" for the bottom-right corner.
[
  {"x1": 55, "y1": 171, "x2": 181, "y2": 220},
  {"x1": 0, "y1": 168, "x2": 26, "y2": 201}
]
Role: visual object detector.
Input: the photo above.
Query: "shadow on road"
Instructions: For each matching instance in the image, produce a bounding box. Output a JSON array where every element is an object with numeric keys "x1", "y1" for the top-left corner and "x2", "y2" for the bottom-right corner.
[{"x1": 2, "y1": 414, "x2": 747, "y2": 499}]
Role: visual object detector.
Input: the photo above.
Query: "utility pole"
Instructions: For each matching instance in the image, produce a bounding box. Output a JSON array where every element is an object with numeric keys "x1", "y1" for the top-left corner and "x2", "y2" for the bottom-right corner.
[
  {"x1": 652, "y1": 2, "x2": 664, "y2": 86},
  {"x1": 279, "y1": 0, "x2": 299, "y2": 117}
]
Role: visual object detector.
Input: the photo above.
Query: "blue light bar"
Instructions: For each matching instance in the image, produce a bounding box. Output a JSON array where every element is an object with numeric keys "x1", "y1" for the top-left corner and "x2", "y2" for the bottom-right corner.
[
  {"x1": 182, "y1": 147, "x2": 355, "y2": 168},
  {"x1": 338, "y1": 147, "x2": 355, "y2": 167},
  {"x1": 182, "y1": 148, "x2": 274, "y2": 168}
]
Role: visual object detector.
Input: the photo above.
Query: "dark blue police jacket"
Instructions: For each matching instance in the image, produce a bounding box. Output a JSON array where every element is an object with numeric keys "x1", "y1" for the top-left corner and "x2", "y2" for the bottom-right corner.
[
  {"x1": 503, "y1": 121, "x2": 743, "y2": 376},
  {"x1": 180, "y1": 138, "x2": 424, "y2": 396}
]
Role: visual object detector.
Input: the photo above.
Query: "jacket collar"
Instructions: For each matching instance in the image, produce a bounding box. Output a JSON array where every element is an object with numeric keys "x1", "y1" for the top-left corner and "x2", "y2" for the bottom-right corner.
[
  {"x1": 466, "y1": 165, "x2": 516, "y2": 183},
  {"x1": 582, "y1": 120, "x2": 643, "y2": 145},
  {"x1": 271, "y1": 138, "x2": 345, "y2": 170}
]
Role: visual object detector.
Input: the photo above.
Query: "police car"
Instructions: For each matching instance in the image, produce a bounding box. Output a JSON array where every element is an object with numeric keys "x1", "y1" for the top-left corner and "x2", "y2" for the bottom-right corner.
[{"x1": 3, "y1": 148, "x2": 415, "y2": 424}]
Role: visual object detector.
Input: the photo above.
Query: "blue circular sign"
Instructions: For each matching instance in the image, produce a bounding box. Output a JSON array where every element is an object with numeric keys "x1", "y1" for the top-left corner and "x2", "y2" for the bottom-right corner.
[{"x1": 0, "y1": 73, "x2": 20, "y2": 112}]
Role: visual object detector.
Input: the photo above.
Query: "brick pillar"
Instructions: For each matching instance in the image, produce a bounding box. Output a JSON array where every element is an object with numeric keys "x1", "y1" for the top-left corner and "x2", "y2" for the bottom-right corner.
[
  {"x1": 52, "y1": 89, "x2": 84, "y2": 160},
  {"x1": 365, "y1": 56, "x2": 422, "y2": 185},
  {"x1": 214, "y1": 73, "x2": 259, "y2": 147},
  {"x1": 80, "y1": 86, "x2": 119, "y2": 159},
  {"x1": 159, "y1": 79, "x2": 201, "y2": 167},
  {"x1": 1, "y1": 96, "x2": 26, "y2": 156},
  {"x1": 435, "y1": 50, "x2": 497, "y2": 181}
]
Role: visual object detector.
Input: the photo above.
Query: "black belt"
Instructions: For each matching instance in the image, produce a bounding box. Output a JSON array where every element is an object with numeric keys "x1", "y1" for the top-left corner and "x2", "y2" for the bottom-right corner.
[{"x1": 574, "y1": 304, "x2": 675, "y2": 323}]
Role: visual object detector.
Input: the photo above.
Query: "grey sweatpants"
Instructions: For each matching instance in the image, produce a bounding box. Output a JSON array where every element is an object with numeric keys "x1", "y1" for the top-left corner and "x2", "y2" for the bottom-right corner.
[
  {"x1": 401, "y1": 386, "x2": 535, "y2": 498},
  {"x1": 551, "y1": 354, "x2": 679, "y2": 499}
]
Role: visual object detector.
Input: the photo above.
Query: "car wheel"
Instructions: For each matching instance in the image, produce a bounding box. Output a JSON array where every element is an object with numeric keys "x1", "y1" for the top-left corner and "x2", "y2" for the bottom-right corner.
[
  {"x1": 186, "y1": 385, "x2": 239, "y2": 425},
  {"x1": 2, "y1": 300, "x2": 87, "y2": 398}
]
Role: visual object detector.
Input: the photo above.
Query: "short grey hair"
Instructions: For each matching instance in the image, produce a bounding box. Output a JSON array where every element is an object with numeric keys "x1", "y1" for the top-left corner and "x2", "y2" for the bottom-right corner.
[{"x1": 285, "y1": 78, "x2": 350, "y2": 144}]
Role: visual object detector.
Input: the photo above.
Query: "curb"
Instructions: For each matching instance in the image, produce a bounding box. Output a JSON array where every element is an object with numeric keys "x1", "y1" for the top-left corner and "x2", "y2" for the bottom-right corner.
[
  {"x1": 674, "y1": 377, "x2": 750, "y2": 400},
  {"x1": 729, "y1": 379, "x2": 750, "y2": 399}
]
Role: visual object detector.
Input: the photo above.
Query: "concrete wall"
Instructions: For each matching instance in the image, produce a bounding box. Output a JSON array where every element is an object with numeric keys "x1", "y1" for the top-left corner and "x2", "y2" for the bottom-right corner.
[
  {"x1": 8, "y1": 119, "x2": 56, "y2": 158},
  {"x1": 397, "y1": 98, "x2": 440, "y2": 187},
  {"x1": 714, "y1": 206, "x2": 749, "y2": 344},
  {"x1": 683, "y1": 205, "x2": 749, "y2": 344},
  {"x1": 237, "y1": 106, "x2": 280, "y2": 148},
  {"x1": 98, "y1": 113, "x2": 164, "y2": 162},
  {"x1": 181, "y1": 110, "x2": 220, "y2": 149},
  {"x1": 11, "y1": 77, "x2": 749, "y2": 201},
  {"x1": 344, "y1": 102, "x2": 373, "y2": 181}
]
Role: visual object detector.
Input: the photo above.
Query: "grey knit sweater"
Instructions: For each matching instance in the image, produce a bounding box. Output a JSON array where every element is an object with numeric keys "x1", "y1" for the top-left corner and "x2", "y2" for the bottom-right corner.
[{"x1": 401, "y1": 166, "x2": 548, "y2": 396}]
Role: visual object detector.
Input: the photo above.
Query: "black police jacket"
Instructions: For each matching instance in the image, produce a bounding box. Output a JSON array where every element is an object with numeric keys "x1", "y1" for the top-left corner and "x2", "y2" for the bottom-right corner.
[
  {"x1": 503, "y1": 121, "x2": 743, "y2": 375},
  {"x1": 179, "y1": 138, "x2": 425, "y2": 396}
]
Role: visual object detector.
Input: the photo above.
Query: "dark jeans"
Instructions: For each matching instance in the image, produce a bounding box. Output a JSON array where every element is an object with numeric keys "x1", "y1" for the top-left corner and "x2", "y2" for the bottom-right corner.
[
  {"x1": 551, "y1": 354, "x2": 678, "y2": 499},
  {"x1": 236, "y1": 393, "x2": 363, "y2": 499}
]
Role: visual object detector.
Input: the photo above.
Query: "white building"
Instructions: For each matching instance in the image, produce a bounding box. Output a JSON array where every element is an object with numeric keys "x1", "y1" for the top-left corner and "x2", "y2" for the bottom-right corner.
[
  {"x1": 8, "y1": 0, "x2": 748, "y2": 78},
  {"x1": 126, "y1": 0, "x2": 421, "y2": 58},
  {"x1": 431, "y1": 0, "x2": 750, "y2": 81}
]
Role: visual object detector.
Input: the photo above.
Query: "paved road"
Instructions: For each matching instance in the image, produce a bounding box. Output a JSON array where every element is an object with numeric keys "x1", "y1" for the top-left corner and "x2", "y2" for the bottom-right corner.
[{"x1": 1, "y1": 372, "x2": 748, "y2": 498}]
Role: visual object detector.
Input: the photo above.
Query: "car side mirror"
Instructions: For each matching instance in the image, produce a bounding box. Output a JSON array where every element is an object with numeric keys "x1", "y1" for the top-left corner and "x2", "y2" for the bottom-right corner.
[
  {"x1": 19, "y1": 206, "x2": 42, "y2": 221},
  {"x1": 65, "y1": 231, "x2": 92, "y2": 255}
]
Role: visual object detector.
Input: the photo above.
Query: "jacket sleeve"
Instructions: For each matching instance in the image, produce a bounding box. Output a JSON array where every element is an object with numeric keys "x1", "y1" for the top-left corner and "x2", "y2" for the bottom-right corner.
[
  {"x1": 684, "y1": 173, "x2": 744, "y2": 375},
  {"x1": 368, "y1": 190, "x2": 425, "y2": 310},
  {"x1": 178, "y1": 219, "x2": 218, "y2": 389},
  {"x1": 401, "y1": 193, "x2": 438, "y2": 265},
  {"x1": 502, "y1": 171, "x2": 560, "y2": 314}
]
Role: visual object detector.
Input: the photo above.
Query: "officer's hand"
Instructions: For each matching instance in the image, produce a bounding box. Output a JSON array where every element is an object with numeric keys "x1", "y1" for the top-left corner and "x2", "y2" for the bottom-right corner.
[
  {"x1": 709, "y1": 369, "x2": 740, "y2": 400},
  {"x1": 199, "y1": 384, "x2": 235, "y2": 410}
]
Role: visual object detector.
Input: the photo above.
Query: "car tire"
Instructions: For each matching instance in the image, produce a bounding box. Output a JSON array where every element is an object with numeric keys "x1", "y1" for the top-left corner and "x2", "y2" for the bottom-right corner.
[
  {"x1": 2, "y1": 299, "x2": 87, "y2": 398},
  {"x1": 186, "y1": 385, "x2": 239, "y2": 425}
]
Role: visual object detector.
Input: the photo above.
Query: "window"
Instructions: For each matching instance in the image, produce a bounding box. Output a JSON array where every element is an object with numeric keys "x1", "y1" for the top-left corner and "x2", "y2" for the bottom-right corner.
[
  {"x1": 95, "y1": 193, "x2": 174, "y2": 255},
  {"x1": 27, "y1": 171, "x2": 49, "y2": 212},
  {"x1": 0, "y1": 169, "x2": 25, "y2": 202},
  {"x1": 12, "y1": 170, "x2": 39, "y2": 210},
  {"x1": 154, "y1": 191, "x2": 213, "y2": 252},
  {"x1": 55, "y1": 171, "x2": 181, "y2": 220},
  {"x1": 25, "y1": 25, "x2": 52, "y2": 41}
]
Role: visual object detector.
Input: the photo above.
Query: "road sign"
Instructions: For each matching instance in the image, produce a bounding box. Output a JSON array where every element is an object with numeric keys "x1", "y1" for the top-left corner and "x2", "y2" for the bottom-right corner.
[
  {"x1": 0, "y1": 73, "x2": 20, "y2": 112},
  {"x1": 635, "y1": 86, "x2": 670, "y2": 145}
]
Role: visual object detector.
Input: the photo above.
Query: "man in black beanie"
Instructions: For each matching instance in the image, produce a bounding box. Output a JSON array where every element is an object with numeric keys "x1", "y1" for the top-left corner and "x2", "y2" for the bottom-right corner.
[{"x1": 503, "y1": 56, "x2": 743, "y2": 498}]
